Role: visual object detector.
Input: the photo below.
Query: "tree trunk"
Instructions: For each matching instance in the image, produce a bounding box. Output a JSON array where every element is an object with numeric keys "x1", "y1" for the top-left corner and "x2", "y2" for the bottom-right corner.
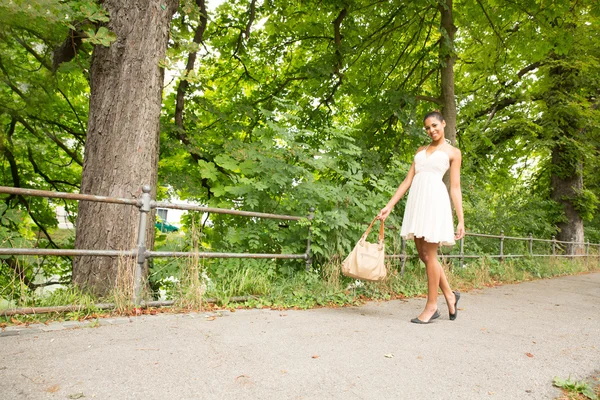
[
  {"x1": 73, "y1": 0, "x2": 179, "y2": 297},
  {"x1": 439, "y1": 0, "x2": 457, "y2": 146},
  {"x1": 550, "y1": 145, "x2": 585, "y2": 255},
  {"x1": 439, "y1": 0, "x2": 457, "y2": 192},
  {"x1": 546, "y1": 59, "x2": 585, "y2": 255}
]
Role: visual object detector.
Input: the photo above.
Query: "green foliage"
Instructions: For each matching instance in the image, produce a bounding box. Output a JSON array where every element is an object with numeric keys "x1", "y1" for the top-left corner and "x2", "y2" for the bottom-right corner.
[
  {"x1": 2, "y1": 0, "x2": 600, "y2": 300},
  {"x1": 553, "y1": 376, "x2": 598, "y2": 400},
  {"x1": 572, "y1": 189, "x2": 599, "y2": 222}
]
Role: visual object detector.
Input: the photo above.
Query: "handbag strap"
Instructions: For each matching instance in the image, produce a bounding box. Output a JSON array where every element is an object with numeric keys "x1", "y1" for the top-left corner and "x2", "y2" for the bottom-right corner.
[{"x1": 362, "y1": 217, "x2": 385, "y2": 243}]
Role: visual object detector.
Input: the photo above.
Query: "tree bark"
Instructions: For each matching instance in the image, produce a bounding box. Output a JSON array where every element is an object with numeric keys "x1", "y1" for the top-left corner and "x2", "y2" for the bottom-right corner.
[
  {"x1": 73, "y1": 0, "x2": 179, "y2": 297},
  {"x1": 550, "y1": 146, "x2": 585, "y2": 255},
  {"x1": 546, "y1": 59, "x2": 585, "y2": 255},
  {"x1": 439, "y1": 0, "x2": 457, "y2": 145}
]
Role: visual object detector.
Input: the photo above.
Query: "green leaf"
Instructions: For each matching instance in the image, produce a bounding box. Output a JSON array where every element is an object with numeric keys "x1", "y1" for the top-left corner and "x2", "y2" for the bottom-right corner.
[{"x1": 83, "y1": 27, "x2": 117, "y2": 47}]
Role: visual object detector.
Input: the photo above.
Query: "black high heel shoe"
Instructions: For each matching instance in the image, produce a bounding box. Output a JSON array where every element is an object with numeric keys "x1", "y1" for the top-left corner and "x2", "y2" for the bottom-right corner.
[
  {"x1": 449, "y1": 291, "x2": 460, "y2": 321},
  {"x1": 410, "y1": 309, "x2": 440, "y2": 324}
]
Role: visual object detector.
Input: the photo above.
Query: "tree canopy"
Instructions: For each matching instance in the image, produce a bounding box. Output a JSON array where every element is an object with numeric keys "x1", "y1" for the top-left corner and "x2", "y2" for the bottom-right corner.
[{"x1": 1, "y1": 0, "x2": 599, "y2": 295}]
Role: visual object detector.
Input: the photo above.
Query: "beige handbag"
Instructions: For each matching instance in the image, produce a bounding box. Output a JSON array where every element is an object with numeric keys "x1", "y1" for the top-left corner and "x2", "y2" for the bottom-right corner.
[{"x1": 342, "y1": 217, "x2": 387, "y2": 281}]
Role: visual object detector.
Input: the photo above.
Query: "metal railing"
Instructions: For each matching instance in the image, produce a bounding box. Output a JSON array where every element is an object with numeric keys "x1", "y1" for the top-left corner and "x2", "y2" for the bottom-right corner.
[
  {"x1": 1, "y1": 184, "x2": 598, "y2": 300},
  {"x1": 0, "y1": 185, "x2": 314, "y2": 304},
  {"x1": 386, "y1": 229, "x2": 600, "y2": 274}
]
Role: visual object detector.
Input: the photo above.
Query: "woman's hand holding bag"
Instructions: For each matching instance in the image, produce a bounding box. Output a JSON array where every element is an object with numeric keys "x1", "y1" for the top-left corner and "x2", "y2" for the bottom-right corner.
[{"x1": 342, "y1": 217, "x2": 387, "y2": 281}]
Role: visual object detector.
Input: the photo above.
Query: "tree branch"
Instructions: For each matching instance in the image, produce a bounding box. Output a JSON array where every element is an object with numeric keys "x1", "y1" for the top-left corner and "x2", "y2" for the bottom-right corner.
[
  {"x1": 0, "y1": 57, "x2": 27, "y2": 100},
  {"x1": 52, "y1": 29, "x2": 84, "y2": 73},
  {"x1": 1, "y1": 131, "x2": 60, "y2": 249},
  {"x1": 234, "y1": 0, "x2": 258, "y2": 56},
  {"x1": 415, "y1": 95, "x2": 443, "y2": 104},
  {"x1": 175, "y1": 0, "x2": 208, "y2": 130},
  {"x1": 14, "y1": 36, "x2": 53, "y2": 71},
  {"x1": 244, "y1": 0, "x2": 257, "y2": 39},
  {"x1": 56, "y1": 87, "x2": 87, "y2": 138},
  {"x1": 14, "y1": 116, "x2": 83, "y2": 166},
  {"x1": 469, "y1": 61, "x2": 544, "y2": 122},
  {"x1": 475, "y1": 0, "x2": 503, "y2": 43}
]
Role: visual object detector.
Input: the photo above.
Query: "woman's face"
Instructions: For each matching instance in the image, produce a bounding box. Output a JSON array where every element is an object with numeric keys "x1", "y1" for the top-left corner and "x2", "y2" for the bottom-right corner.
[{"x1": 423, "y1": 117, "x2": 446, "y2": 142}]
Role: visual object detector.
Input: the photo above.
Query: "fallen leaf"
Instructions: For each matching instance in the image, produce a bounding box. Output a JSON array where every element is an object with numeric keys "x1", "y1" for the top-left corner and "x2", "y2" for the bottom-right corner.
[
  {"x1": 206, "y1": 316, "x2": 216, "y2": 321},
  {"x1": 45, "y1": 384, "x2": 60, "y2": 393},
  {"x1": 234, "y1": 375, "x2": 253, "y2": 387},
  {"x1": 311, "y1": 355, "x2": 320, "y2": 359},
  {"x1": 384, "y1": 353, "x2": 394, "y2": 358},
  {"x1": 279, "y1": 313, "x2": 287, "y2": 317},
  {"x1": 67, "y1": 393, "x2": 85, "y2": 399},
  {"x1": 525, "y1": 352, "x2": 534, "y2": 358}
]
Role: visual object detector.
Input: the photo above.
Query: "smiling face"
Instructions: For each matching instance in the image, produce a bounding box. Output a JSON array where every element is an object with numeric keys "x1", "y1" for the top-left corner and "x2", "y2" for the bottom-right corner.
[{"x1": 423, "y1": 116, "x2": 446, "y2": 142}]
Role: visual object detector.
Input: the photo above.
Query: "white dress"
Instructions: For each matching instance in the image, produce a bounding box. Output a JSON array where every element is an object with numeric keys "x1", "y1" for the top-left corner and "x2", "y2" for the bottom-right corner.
[{"x1": 400, "y1": 144, "x2": 455, "y2": 246}]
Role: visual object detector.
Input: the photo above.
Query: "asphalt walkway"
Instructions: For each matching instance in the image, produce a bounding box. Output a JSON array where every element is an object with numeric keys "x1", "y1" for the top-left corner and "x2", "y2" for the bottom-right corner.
[{"x1": 1, "y1": 273, "x2": 599, "y2": 399}]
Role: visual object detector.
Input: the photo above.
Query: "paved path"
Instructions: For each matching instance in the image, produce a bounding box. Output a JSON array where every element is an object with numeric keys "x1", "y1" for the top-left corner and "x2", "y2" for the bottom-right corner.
[{"x1": 1, "y1": 273, "x2": 599, "y2": 400}]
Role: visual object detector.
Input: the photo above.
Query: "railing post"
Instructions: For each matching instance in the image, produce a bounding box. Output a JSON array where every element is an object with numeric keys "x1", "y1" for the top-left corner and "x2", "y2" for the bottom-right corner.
[
  {"x1": 134, "y1": 185, "x2": 152, "y2": 305},
  {"x1": 552, "y1": 236, "x2": 556, "y2": 256},
  {"x1": 459, "y1": 236, "x2": 464, "y2": 268},
  {"x1": 586, "y1": 240, "x2": 590, "y2": 257},
  {"x1": 400, "y1": 237, "x2": 407, "y2": 276},
  {"x1": 499, "y1": 230, "x2": 504, "y2": 262},
  {"x1": 529, "y1": 233, "x2": 533, "y2": 255},
  {"x1": 304, "y1": 207, "x2": 315, "y2": 271}
]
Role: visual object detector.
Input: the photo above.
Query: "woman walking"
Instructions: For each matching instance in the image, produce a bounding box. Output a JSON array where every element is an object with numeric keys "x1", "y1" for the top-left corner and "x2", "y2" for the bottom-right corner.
[{"x1": 378, "y1": 111, "x2": 464, "y2": 324}]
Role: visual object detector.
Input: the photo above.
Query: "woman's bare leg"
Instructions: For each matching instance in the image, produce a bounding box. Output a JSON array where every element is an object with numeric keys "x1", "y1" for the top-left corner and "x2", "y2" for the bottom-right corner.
[{"x1": 415, "y1": 238, "x2": 456, "y2": 320}]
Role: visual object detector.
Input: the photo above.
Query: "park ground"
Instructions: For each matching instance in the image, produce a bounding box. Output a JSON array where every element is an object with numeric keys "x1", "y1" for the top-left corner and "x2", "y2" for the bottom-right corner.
[{"x1": 1, "y1": 272, "x2": 599, "y2": 400}]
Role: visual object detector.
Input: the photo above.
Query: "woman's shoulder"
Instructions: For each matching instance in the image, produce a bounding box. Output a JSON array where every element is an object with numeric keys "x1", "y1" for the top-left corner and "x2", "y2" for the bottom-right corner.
[{"x1": 443, "y1": 142, "x2": 462, "y2": 161}]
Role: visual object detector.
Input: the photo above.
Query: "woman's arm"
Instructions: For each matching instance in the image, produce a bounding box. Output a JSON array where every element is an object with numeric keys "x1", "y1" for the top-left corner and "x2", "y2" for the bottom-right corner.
[
  {"x1": 449, "y1": 147, "x2": 465, "y2": 239},
  {"x1": 377, "y1": 162, "x2": 416, "y2": 221}
]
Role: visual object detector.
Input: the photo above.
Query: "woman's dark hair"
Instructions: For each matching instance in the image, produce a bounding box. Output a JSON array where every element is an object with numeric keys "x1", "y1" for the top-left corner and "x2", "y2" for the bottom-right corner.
[{"x1": 423, "y1": 110, "x2": 445, "y2": 123}]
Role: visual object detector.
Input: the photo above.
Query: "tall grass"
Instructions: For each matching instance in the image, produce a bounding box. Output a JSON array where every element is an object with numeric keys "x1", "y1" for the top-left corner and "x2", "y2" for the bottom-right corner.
[{"x1": 110, "y1": 253, "x2": 137, "y2": 314}]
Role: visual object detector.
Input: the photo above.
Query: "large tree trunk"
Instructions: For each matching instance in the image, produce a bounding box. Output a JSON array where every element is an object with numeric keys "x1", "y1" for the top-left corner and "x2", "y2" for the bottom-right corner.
[
  {"x1": 439, "y1": 0, "x2": 457, "y2": 193},
  {"x1": 439, "y1": 0, "x2": 457, "y2": 146},
  {"x1": 73, "y1": 0, "x2": 179, "y2": 296},
  {"x1": 546, "y1": 59, "x2": 585, "y2": 255},
  {"x1": 550, "y1": 144, "x2": 585, "y2": 255}
]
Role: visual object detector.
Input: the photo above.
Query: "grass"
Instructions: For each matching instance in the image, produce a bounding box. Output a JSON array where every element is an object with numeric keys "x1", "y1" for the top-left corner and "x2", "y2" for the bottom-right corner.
[
  {"x1": 1, "y1": 254, "x2": 599, "y2": 326},
  {"x1": 554, "y1": 374, "x2": 600, "y2": 400},
  {"x1": 110, "y1": 253, "x2": 137, "y2": 314}
]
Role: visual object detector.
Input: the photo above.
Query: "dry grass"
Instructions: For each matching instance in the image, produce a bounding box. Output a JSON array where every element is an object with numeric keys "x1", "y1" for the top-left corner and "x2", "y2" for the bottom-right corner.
[
  {"x1": 321, "y1": 254, "x2": 343, "y2": 289},
  {"x1": 111, "y1": 253, "x2": 137, "y2": 313},
  {"x1": 175, "y1": 252, "x2": 206, "y2": 310},
  {"x1": 175, "y1": 216, "x2": 206, "y2": 310}
]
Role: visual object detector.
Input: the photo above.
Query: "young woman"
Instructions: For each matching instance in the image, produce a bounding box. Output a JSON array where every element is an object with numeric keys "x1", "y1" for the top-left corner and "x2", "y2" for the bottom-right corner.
[{"x1": 378, "y1": 111, "x2": 465, "y2": 324}]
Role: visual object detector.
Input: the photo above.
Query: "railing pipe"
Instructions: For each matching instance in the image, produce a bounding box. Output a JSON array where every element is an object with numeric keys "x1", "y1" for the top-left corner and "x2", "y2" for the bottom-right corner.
[
  {"x1": 400, "y1": 237, "x2": 407, "y2": 275},
  {"x1": 586, "y1": 240, "x2": 590, "y2": 256},
  {"x1": 499, "y1": 231, "x2": 504, "y2": 262},
  {"x1": 459, "y1": 236, "x2": 464, "y2": 268},
  {"x1": 0, "y1": 249, "x2": 136, "y2": 257},
  {"x1": 0, "y1": 185, "x2": 139, "y2": 206},
  {"x1": 147, "y1": 251, "x2": 307, "y2": 259},
  {"x1": 305, "y1": 207, "x2": 315, "y2": 271},
  {"x1": 152, "y1": 201, "x2": 303, "y2": 221},
  {"x1": 134, "y1": 185, "x2": 152, "y2": 306},
  {"x1": 529, "y1": 233, "x2": 533, "y2": 255}
]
